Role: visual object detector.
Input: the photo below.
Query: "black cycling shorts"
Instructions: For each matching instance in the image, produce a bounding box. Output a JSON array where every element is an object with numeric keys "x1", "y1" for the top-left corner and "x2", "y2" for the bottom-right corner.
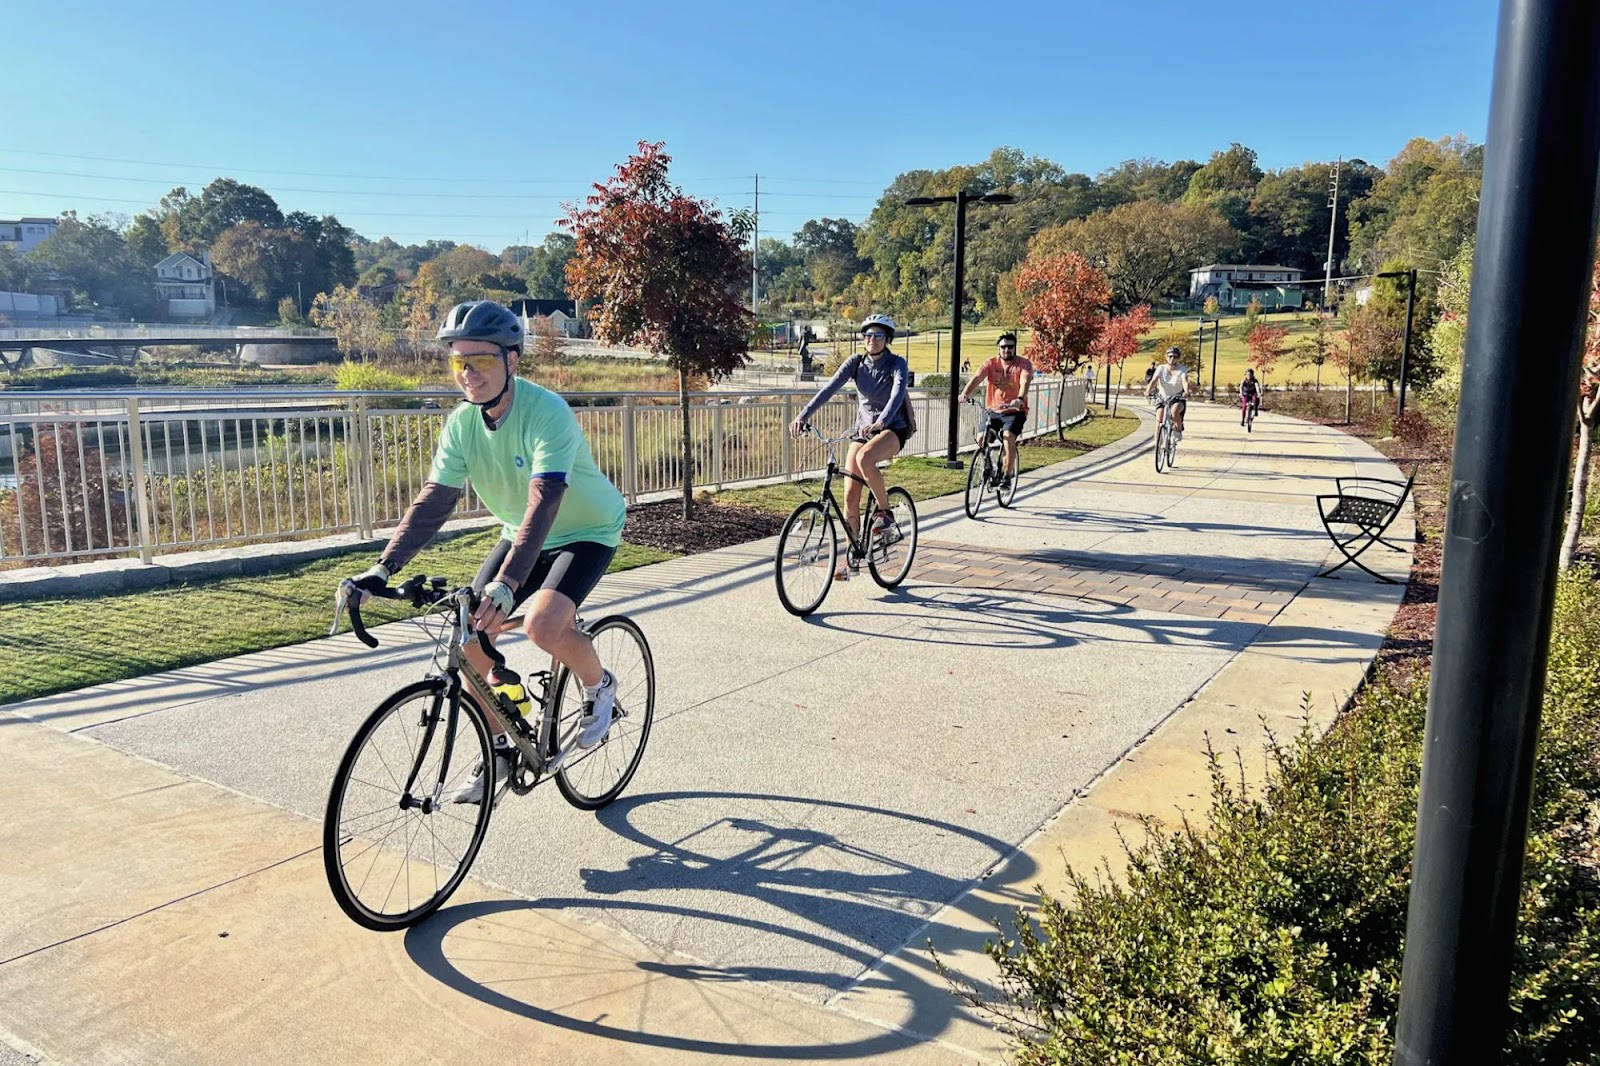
[
  {"x1": 987, "y1": 410, "x2": 1028, "y2": 437},
  {"x1": 1155, "y1": 396, "x2": 1187, "y2": 413},
  {"x1": 473, "y1": 539, "x2": 615, "y2": 612},
  {"x1": 857, "y1": 424, "x2": 912, "y2": 449}
]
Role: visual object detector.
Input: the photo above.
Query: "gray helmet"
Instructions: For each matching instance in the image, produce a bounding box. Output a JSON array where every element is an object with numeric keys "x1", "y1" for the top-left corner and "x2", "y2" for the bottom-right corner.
[{"x1": 437, "y1": 300, "x2": 523, "y2": 352}]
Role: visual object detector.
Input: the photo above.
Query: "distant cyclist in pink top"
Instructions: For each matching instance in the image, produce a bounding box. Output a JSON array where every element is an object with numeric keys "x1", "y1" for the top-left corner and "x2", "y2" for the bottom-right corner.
[{"x1": 960, "y1": 332, "x2": 1034, "y2": 489}]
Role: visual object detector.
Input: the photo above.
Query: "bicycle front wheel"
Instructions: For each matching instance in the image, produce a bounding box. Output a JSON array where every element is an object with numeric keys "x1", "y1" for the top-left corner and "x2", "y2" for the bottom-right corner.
[
  {"x1": 775, "y1": 500, "x2": 836, "y2": 617},
  {"x1": 868, "y1": 487, "x2": 918, "y2": 588},
  {"x1": 323, "y1": 681, "x2": 495, "y2": 931},
  {"x1": 550, "y1": 615, "x2": 656, "y2": 811},
  {"x1": 965, "y1": 444, "x2": 991, "y2": 519},
  {"x1": 1154, "y1": 421, "x2": 1168, "y2": 473}
]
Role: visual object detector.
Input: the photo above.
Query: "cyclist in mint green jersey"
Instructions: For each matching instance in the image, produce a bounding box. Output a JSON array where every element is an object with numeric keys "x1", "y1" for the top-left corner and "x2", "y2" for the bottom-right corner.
[{"x1": 342, "y1": 301, "x2": 626, "y2": 804}]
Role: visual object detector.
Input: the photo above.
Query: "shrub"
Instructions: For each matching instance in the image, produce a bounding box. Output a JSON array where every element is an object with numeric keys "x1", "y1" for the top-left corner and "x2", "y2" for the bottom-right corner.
[
  {"x1": 968, "y1": 568, "x2": 1600, "y2": 1065},
  {"x1": 332, "y1": 361, "x2": 419, "y2": 392}
]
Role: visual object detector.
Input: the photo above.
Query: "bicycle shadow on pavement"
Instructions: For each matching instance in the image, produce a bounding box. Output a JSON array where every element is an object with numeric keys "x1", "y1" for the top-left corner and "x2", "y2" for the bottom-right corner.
[{"x1": 404, "y1": 788, "x2": 1027, "y2": 1059}]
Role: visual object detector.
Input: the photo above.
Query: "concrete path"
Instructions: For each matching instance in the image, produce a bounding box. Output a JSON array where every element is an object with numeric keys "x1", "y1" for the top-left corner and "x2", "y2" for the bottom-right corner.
[{"x1": 0, "y1": 401, "x2": 1412, "y2": 1064}]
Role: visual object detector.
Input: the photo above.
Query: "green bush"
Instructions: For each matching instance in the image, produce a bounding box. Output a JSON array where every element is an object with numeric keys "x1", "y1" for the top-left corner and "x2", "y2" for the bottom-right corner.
[
  {"x1": 332, "y1": 361, "x2": 419, "y2": 392},
  {"x1": 971, "y1": 569, "x2": 1600, "y2": 1065}
]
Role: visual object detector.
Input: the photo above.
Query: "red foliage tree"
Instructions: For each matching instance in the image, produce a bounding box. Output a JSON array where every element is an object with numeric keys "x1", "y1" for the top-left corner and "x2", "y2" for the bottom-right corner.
[
  {"x1": 562, "y1": 141, "x2": 751, "y2": 517},
  {"x1": 1245, "y1": 323, "x2": 1290, "y2": 379},
  {"x1": 1092, "y1": 303, "x2": 1156, "y2": 376},
  {"x1": 0, "y1": 423, "x2": 129, "y2": 565},
  {"x1": 1015, "y1": 251, "x2": 1111, "y2": 375}
]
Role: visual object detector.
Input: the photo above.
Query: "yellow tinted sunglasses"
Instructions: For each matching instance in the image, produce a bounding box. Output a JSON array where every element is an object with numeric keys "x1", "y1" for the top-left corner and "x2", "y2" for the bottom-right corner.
[{"x1": 448, "y1": 352, "x2": 504, "y2": 373}]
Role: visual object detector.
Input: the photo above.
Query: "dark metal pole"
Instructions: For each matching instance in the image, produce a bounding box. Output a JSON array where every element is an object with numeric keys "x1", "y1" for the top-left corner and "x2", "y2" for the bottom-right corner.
[
  {"x1": 1209, "y1": 321, "x2": 1219, "y2": 402},
  {"x1": 945, "y1": 192, "x2": 969, "y2": 467},
  {"x1": 1393, "y1": 2, "x2": 1600, "y2": 1063},
  {"x1": 1196, "y1": 316, "x2": 1205, "y2": 391},
  {"x1": 1397, "y1": 267, "x2": 1418, "y2": 416}
]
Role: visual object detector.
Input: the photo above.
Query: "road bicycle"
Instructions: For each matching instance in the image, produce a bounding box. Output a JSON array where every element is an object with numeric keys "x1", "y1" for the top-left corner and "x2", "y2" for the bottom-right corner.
[
  {"x1": 773, "y1": 424, "x2": 919, "y2": 617},
  {"x1": 322, "y1": 576, "x2": 655, "y2": 930}
]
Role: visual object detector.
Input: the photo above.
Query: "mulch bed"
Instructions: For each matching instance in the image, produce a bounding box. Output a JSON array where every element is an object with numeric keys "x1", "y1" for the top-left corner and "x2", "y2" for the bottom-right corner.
[{"x1": 623, "y1": 499, "x2": 785, "y2": 555}]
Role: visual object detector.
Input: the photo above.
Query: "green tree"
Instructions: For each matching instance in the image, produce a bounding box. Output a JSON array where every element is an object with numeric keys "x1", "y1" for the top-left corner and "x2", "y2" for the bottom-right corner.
[
  {"x1": 196, "y1": 179, "x2": 284, "y2": 244},
  {"x1": 1097, "y1": 157, "x2": 1201, "y2": 205},
  {"x1": 1346, "y1": 136, "x2": 1482, "y2": 274},
  {"x1": 1426, "y1": 241, "x2": 1473, "y2": 407},
  {"x1": 310, "y1": 284, "x2": 387, "y2": 359},
  {"x1": 123, "y1": 214, "x2": 169, "y2": 269},
  {"x1": 1034, "y1": 199, "x2": 1237, "y2": 308},
  {"x1": 518, "y1": 232, "x2": 577, "y2": 299},
  {"x1": 28, "y1": 213, "x2": 156, "y2": 317},
  {"x1": 562, "y1": 141, "x2": 751, "y2": 518}
]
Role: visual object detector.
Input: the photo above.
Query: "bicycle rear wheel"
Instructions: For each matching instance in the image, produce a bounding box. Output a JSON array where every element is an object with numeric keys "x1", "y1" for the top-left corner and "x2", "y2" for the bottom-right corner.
[
  {"x1": 965, "y1": 442, "x2": 992, "y2": 519},
  {"x1": 868, "y1": 487, "x2": 918, "y2": 588},
  {"x1": 549, "y1": 615, "x2": 656, "y2": 811},
  {"x1": 323, "y1": 681, "x2": 494, "y2": 931},
  {"x1": 775, "y1": 500, "x2": 836, "y2": 617}
]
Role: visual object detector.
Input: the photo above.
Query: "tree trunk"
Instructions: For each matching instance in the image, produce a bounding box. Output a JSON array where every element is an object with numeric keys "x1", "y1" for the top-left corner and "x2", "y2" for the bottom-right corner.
[
  {"x1": 1315, "y1": 364, "x2": 1322, "y2": 391},
  {"x1": 1560, "y1": 405, "x2": 1597, "y2": 569},
  {"x1": 679, "y1": 367, "x2": 694, "y2": 520},
  {"x1": 1344, "y1": 370, "x2": 1352, "y2": 424}
]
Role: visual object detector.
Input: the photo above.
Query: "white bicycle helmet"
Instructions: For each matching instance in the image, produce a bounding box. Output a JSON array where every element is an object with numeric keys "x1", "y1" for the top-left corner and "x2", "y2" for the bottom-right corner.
[{"x1": 859, "y1": 313, "x2": 897, "y2": 339}]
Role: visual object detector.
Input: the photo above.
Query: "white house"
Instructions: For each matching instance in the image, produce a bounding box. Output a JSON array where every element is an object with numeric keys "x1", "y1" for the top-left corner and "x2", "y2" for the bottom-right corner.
[
  {"x1": 509, "y1": 298, "x2": 582, "y2": 338},
  {"x1": 154, "y1": 250, "x2": 216, "y2": 318},
  {"x1": 1189, "y1": 264, "x2": 1305, "y2": 310},
  {"x1": 0, "y1": 217, "x2": 59, "y2": 255}
]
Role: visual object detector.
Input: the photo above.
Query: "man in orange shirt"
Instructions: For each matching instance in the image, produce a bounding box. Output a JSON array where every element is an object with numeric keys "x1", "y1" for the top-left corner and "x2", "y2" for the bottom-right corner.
[{"x1": 960, "y1": 332, "x2": 1034, "y2": 488}]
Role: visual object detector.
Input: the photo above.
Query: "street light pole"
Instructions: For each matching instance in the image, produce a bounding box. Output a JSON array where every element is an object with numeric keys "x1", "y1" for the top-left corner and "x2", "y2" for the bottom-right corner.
[
  {"x1": 1391, "y1": 1, "x2": 1600, "y2": 1062},
  {"x1": 906, "y1": 191, "x2": 1017, "y2": 467},
  {"x1": 1399, "y1": 268, "x2": 1417, "y2": 415},
  {"x1": 1208, "y1": 320, "x2": 1220, "y2": 402}
]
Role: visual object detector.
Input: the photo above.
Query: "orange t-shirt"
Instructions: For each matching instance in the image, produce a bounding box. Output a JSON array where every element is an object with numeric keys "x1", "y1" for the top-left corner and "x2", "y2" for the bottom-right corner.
[{"x1": 980, "y1": 355, "x2": 1034, "y2": 412}]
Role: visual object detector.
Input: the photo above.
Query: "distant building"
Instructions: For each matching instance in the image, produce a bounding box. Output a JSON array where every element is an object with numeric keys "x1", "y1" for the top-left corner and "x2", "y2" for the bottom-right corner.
[
  {"x1": 1189, "y1": 264, "x2": 1304, "y2": 310},
  {"x1": 0, "y1": 217, "x2": 59, "y2": 255},
  {"x1": 510, "y1": 297, "x2": 581, "y2": 338},
  {"x1": 154, "y1": 250, "x2": 216, "y2": 318}
]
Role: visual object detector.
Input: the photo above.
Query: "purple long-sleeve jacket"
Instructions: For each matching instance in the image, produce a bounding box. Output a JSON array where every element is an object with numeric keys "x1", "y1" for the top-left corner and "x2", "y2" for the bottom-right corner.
[{"x1": 798, "y1": 352, "x2": 911, "y2": 431}]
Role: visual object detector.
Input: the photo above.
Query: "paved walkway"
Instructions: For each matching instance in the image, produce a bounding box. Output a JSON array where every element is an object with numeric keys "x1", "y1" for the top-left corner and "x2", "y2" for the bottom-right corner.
[{"x1": 0, "y1": 402, "x2": 1412, "y2": 1065}]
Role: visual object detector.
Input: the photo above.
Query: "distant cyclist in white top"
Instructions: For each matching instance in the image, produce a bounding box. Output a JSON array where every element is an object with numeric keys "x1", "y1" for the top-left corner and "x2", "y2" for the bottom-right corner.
[{"x1": 1145, "y1": 346, "x2": 1191, "y2": 440}]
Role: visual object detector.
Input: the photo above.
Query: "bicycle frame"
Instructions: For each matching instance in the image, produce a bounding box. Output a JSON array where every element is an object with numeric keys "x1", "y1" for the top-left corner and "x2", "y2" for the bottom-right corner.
[{"x1": 805, "y1": 428, "x2": 886, "y2": 558}]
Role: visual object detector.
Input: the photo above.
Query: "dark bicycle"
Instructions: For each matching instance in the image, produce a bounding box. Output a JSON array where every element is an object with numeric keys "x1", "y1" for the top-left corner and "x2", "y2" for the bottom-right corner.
[
  {"x1": 1153, "y1": 400, "x2": 1181, "y2": 472},
  {"x1": 322, "y1": 576, "x2": 655, "y2": 930},
  {"x1": 773, "y1": 424, "x2": 919, "y2": 617},
  {"x1": 964, "y1": 399, "x2": 1019, "y2": 518}
]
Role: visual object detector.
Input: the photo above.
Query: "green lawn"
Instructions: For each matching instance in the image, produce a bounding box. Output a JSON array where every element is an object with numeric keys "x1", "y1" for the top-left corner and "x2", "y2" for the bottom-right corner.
[
  {"x1": 716, "y1": 406, "x2": 1140, "y2": 516},
  {"x1": 0, "y1": 533, "x2": 674, "y2": 707}
]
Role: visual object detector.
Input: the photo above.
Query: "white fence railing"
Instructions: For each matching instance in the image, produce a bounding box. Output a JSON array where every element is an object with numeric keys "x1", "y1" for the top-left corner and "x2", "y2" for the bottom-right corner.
[{"x1": 0, "y1": 377, "x2": 1086, "y2": 566}]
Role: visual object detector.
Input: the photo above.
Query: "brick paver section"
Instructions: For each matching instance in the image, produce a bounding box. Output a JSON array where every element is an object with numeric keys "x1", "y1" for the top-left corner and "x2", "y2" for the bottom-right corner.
[{"x1": 914, "y1": 539, "x2": 1299, "y2": 624}]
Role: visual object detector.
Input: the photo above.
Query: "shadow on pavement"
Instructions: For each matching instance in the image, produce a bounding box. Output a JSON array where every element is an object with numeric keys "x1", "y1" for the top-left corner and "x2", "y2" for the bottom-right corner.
[{"x1": 404, "y1": 789, "x2": 1025, "y2": 1059}]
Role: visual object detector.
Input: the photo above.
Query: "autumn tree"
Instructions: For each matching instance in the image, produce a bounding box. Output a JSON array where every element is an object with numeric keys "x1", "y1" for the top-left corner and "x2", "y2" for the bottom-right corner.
[
  {"x1": 562, "y1": 141, "x2": 750, "y2": 518},
  {"x1": 1015, "y1": 251, "x2": 1111, "y2": 375},
  {"x1": 311, "y1": 284, "x2": 387, "y2": 360},
  {"x1": 1293, "y1": 312, "x2": 1334, "y2": 389},
  {"x1": 1560, "y1": 253, "x2": 1600, "y2": 568},
  {"x1": 0, "y1": 424, "x2": 129, "y2": 565},
  {"x1": 1032, "y1": 199, "x2": 1236, "y2": 307},
  {"x1": 1090, "y1": 303, "x2": 1155, "y2": 403},
  {"x1": 1245, "y1": 323, "x2": 1290, "y2": 380}
]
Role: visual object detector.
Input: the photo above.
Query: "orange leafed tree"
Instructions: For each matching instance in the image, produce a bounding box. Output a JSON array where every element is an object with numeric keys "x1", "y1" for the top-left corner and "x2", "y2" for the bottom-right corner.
[
  {"x1": 1015, "y1": 251, "x2": 1111, "y2": 375},
  {"x1": 1245, "y1": 323, "x2": 1290, "y2": 379},
  {"x1": 562, "y1": 141, "x2": 750, "y2": 517},
  {"x1": 1560, "y1": 252, "x2": 1600, "y2": 568},
  {"x1": 1093, "y1": 303, "x2": 1155, "y2": 374}
]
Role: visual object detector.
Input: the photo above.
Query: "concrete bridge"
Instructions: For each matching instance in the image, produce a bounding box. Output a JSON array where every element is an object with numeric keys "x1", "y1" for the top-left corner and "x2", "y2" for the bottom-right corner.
[{"x1": 0, "y1": 326, "x2": 339, "y2": 369}]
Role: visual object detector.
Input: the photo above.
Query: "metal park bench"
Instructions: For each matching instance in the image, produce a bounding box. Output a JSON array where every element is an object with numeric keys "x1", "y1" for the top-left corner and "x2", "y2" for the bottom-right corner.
[{"x1": 1315, "y1": 467, "x2": 1417, "y2": 583}]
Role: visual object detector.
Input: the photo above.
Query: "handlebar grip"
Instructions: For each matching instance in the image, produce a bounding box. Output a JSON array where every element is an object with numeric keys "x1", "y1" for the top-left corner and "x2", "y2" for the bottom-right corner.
[{"x1": 346, "y1": 596, "x2": 378, "y2": 648}]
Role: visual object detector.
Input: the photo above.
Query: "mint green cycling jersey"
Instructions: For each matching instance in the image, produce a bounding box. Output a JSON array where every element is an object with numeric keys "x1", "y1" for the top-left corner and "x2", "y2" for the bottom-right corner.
[{"x1": 428, "y1": 377, "x2": 625, "y2": 548}]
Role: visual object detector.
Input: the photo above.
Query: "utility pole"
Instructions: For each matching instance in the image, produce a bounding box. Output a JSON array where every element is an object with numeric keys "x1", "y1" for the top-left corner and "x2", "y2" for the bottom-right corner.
[
  {"x1": 1324, "y1": 157, "x2": 1342, "y2": 310},
  {"x1": 751, "y1": 174, "x2": 760, "y2": 313}
]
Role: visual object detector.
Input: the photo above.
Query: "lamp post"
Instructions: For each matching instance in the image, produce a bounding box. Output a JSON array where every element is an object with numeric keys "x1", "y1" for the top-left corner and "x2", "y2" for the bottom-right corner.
[
  {"x1": 1378, "y1": 268, "x2": 1419, "y2": 416},
  {"x1": 906, "y1": 191, "x2": 1017, "y2": 466}
]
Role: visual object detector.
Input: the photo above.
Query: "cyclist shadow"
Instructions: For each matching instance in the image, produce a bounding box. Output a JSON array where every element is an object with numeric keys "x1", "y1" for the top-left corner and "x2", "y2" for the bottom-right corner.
[
  {"x1": 799, "y1": 585, "x2": 1084, "y2": 651},
  {"x1": 404, "y1": 788, "x2": 1034, "y2": 1058}
]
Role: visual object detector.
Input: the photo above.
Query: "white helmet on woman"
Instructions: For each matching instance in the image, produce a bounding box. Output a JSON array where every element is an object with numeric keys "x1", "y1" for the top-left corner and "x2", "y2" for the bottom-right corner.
[{"x1": 859, "y1": 313, "x2": 897, "y2": 339}]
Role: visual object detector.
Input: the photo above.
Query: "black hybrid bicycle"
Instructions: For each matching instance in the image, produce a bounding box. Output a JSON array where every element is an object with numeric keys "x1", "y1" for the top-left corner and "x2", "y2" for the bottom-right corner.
[
  {"x1": 965, "y1": 400, "x2": 1019, "y2": 517},
  {"x1": 322, "y1": 576, "x2": 654, "y2": 930},
  {"x1": 774, "y1": 424, "x2": 919, "y2": 617}
]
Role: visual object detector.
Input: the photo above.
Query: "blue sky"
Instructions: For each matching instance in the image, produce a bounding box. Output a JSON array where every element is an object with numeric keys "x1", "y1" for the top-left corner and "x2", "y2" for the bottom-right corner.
[{"x1": 7, "y1": 0, "x2": 1498, "y2": 251}]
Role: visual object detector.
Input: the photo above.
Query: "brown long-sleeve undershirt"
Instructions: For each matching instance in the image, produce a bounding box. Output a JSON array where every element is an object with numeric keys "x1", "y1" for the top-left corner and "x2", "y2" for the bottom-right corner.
[{"x1": 379, "y1": 478, "x2": 567, "y2": 592}]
